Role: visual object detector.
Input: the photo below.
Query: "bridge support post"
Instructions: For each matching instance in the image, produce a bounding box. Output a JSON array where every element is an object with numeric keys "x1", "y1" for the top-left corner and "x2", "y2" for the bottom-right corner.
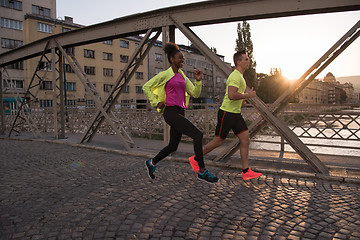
[
  {"x1": 161, "y1": 25, "x2": 175, "y2": 146},
  {"x1": 0, "y1": 70, "x2": 4, "y2": 135}
]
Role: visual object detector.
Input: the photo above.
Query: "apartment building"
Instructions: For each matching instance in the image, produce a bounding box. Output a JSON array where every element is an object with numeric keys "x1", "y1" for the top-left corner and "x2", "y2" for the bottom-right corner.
[
  {"x1": 30, "y1": 19, "x2": 148, "y2": 109},
  {"x1": 297, "y1": 72, "x2": 356, "y2": 104},
  {"x1": 1, "y1": 0, "x2": 56, "y2": 99},
  {"x1": 297, "y1": 79, "x2": 329, "y2": 104},
  {"x1": 2, "y1": 11, "x2": 148, "y2": 109}
]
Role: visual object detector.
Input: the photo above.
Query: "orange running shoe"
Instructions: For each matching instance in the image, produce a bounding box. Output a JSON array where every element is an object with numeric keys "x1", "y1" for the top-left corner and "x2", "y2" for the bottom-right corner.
[
  {"x1": 242, "y1": 168, "x2": 262, "y2": 180},
  {"x1": 188, "y1": 155, "x2": 200, "y2": 173}
]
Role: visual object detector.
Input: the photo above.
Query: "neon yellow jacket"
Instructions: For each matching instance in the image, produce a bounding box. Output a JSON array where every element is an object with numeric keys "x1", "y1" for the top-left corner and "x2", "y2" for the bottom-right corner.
[{"x1": 142, "y1": 67, "x2": 202, "y2": 113}]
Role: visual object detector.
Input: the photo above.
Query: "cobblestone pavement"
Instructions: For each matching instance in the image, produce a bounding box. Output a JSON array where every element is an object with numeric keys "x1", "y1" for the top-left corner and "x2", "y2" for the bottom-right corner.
[{"x1": 1, "y1": 139, "x2": 359, "y2": 240}]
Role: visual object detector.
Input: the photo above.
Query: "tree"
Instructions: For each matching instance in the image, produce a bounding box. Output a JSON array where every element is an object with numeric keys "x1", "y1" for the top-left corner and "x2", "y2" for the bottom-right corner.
[
  {"x1": 340, "y1": 88, "x2": 347, "y2": 103},
  {"x1": 257, "y1": 68, "x2": 290, "y2": 103},
  {"x1": 235, "y1": 21, "x2": 257, "y2": 89}
]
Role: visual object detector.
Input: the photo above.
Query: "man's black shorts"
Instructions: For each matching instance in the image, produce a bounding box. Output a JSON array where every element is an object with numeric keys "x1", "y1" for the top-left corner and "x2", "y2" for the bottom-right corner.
[{"x1": 215, "y1": 109, "x2": 248, "y2": 139}]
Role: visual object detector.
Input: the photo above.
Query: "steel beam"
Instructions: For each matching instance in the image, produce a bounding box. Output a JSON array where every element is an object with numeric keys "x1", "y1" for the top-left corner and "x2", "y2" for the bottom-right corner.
[
  {"x1": 171, "y1": 17, "x2": 329, "y2": 174},
  {"x1": 58, "y1": 51, "x2": 66, "y2": 139},
  {"x1": 79, "y1": 29, "x2": 161, "y2": 146},
  {"x1": 0, "y1": 70, "x2": 4, "y2": 135},
  {"x1": 1, "y1": 0, "x2": 359, "y2": 67},
  {"x1": 218, "y1": 19, "x2": 360, "y2": 161},
  {"x1": 8, "y1": 41, "x2": 51, "y2": 137},
  {"x1": 54, "y1": 40, "x2": 133, "y2": 150},
  {"x1": 51, "y1": 47, "x2": 58, "y2": 139},
  {"x1": 161, "y1": 25, "x2": 173, "y2": 146}
]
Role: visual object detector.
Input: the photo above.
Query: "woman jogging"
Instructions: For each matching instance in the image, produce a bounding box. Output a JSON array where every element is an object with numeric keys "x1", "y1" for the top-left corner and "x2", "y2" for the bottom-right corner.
[{"x1": 142, "y1": 42, "x2": 218, "y2": 183}]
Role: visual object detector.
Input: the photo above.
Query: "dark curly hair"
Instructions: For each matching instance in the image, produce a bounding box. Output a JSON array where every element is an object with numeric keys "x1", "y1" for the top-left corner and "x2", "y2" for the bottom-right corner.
[{"x1": 163, "y1": 42, "x2": 180, "y2": 64}]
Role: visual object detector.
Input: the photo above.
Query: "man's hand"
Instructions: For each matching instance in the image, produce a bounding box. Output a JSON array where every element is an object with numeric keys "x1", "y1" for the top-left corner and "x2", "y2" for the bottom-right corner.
[{"x1": 247, "y1": 87, "x2": 256, "y2": 98}]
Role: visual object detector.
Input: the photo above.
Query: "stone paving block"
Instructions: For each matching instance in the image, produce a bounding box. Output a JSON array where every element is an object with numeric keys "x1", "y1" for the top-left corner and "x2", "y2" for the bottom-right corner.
[{"x1": 1, "y1": 139, "x2": 359, "y2": 240}]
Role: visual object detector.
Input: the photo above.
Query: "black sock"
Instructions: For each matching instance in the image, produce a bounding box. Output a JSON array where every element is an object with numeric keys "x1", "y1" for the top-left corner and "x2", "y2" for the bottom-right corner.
[{"x1": 242, "y1": 168, "x2": 249, "y2": 173}]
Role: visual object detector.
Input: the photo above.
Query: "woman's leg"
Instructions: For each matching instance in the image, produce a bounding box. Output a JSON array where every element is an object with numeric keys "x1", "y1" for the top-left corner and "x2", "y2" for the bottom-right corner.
[{"x1": 152, "y1": 126, "x2": 182, "y2": 165}]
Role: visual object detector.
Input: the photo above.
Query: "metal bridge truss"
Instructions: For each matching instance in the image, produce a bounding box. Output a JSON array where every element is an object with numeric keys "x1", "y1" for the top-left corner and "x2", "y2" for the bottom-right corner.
[
  {"x1": 1, "y1": 0, "x2": 359, "y2": 174},
  {"x1": 1, "y1": 67, "x2": 42, "y2": 138}
]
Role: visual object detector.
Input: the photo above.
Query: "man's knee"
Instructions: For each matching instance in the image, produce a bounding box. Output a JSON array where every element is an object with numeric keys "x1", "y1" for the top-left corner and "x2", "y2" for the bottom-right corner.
[{"x1": 240, "y1": 136, "x2": 250, "y2": 146}]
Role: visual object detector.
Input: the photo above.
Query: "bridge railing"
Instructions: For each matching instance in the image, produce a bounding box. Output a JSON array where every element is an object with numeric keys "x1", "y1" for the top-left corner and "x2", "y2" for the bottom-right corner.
[{"x1": 3, "y1": 103, "x2": 360, "y2": 157}]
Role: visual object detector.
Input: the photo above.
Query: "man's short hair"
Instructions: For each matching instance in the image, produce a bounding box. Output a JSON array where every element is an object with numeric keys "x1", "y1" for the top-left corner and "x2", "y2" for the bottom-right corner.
[{"x1": 233, "y1": 50, "x2": 247, "y2": 66}]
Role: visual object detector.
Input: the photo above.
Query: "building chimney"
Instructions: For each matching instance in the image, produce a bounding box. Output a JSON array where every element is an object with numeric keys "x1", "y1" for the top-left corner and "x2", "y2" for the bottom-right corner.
[{"x1": 64, "y1": 16, "x2": 73, "y2": 23}]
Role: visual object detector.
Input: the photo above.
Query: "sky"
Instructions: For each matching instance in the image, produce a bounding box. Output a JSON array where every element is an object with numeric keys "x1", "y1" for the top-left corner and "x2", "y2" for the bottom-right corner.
[{"x1": 56, "y1": 0, "x2": 360, "y2": 80}]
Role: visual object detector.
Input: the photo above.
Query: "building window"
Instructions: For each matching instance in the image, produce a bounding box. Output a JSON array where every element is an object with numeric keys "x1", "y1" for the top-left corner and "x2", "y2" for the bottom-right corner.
[
  {"x1": 64, "y1": 64, "x2": 75, "y2": 73},
  {"x1": 38, "y1": 61, "x2": 52, "y2": 71},
  {"x1": 5, "y1": 61, "x2": 23, "y2": 70},
  {"x1": 3, "y1": 79, "x2": 24, "y2": 90},
  {"x1": 135, "y1": 57, "x2": 143, "y2": 65},
  {"x1": 1, "y1": 17, "x2": 22, "y2": 30},
  {"x1": 197, "y1": 61, "x2": 206, "y2": 69},
  {"x1": 103, "y1": 68, "x2": 113, "y2": 76},
  {"x1": 65, "y1": 82, "x2": 76, "y2": 91},
  {"x1": 216, "y1": 76, "x2": 221, "y2": 83},
  {"x1": 122, "y1": 86, "x2": 130, "y2": 93},
  {"x1": 84, "y1": 49, "x2": 95, "y2": 58},
  {"x1": 65, "y1": 100, "x2": 76, "y2": 107},
  {"x1": 84, "y1": 66, "x2": 95, "y2": 75},
  {"x1": 102, "y1": 40, "x2": 112, "y2": 45},
  {"x1": 1, "y1": 0, "x2": 22, "y2": 10},
  {"x1": 135, "y1": 72, "x2": 143, "y2": 79},
  {"x1": 40, "y1": 81, "x2": 53, "y2": 90},
  {"x1": 135, "y1": 43, "x2": 139, "y2": 49},
  {"x1": 186, "y1": 58, "x2": 196, "y2": 67},
  {"x1": 120, "y1": 40, "x2": 129, "y2": 48},
  {"x1": 40, "y1": 100, "x2": 53, "y2": 108},
  {"x1": 85, "y1": 100, "x2": 95, "y2": 108},
  {"x1": 32, "y1": 5, "x2": 51, "y2": 17},
  {"x1": 187, "y1": 71, "x2": 195, "y2": 78},
  {"x1": 1, "y1": 38, "x2": 23, "y2": 49},
  {"x1": 37, "y1": 22, "x2": 51, "y2": 33},
  {"x1": 136, "y1": 86, "x2": 143, "y2": 93},
  {"x1": 155, "y1": 53, "x2": 162, "y2": 62},
  {"x1": 85, "y1": 83, "x2": 96, "y2": 92},
  {"x1": 103, "y1": 52, "x2": 112, "y2": 61},
  {"x1": 155, "y1": 68, "x2": 163, "y2": 75},
  {"x1": 65, "y1": 47, "x2": 75, "y2": 56},
  {"x1": 62, "y1": 27, "x2": 71, "y2": 32},
  {"x1": 104, "y1": 84, "x2": 113, "y2": 92},
  {"x1": 120, "y1": 55, "x2": 129, "y2": 63},
  {"x1": 121, "y1": 100, "x2": 130, "y2": 108}
]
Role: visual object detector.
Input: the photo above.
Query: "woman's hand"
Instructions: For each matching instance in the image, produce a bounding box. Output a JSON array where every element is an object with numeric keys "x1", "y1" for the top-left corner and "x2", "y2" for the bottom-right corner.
[
  {"x1": 157, "y1": 102, "x2": 166, "y2": 109},
  {"x1": 194, "y1": 69, "x2": 203, "y2": 81}
]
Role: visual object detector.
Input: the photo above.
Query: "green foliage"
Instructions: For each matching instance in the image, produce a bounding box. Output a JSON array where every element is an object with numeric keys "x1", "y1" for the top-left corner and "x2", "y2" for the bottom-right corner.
[
  {"x1": 340, "y1": 88, "x2": 347, "y2": 103},
  {"x1": 235, "y1": 21, "x2": 257, "y2": 89},
  {"x1": 257, "y1": 69, "x2": 290, "y2": 103}
]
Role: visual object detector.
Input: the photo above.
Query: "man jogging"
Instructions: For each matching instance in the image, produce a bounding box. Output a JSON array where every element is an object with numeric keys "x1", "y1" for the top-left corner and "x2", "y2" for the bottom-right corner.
[{"x1": 189, "y1": 50, "x2": 262, "y2": 181}]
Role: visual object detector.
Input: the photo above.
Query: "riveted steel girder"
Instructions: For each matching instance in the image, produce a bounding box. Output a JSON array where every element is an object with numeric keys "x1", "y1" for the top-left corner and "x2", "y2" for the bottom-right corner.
[{"x1": 0, "y1": 0, "x2": 359, "y2": 67}]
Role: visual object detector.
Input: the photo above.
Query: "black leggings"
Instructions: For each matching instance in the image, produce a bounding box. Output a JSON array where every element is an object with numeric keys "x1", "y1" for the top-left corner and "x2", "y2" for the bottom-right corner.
[{"x1": 152, "y1": 106, "x2": 205, "y2": 169}]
